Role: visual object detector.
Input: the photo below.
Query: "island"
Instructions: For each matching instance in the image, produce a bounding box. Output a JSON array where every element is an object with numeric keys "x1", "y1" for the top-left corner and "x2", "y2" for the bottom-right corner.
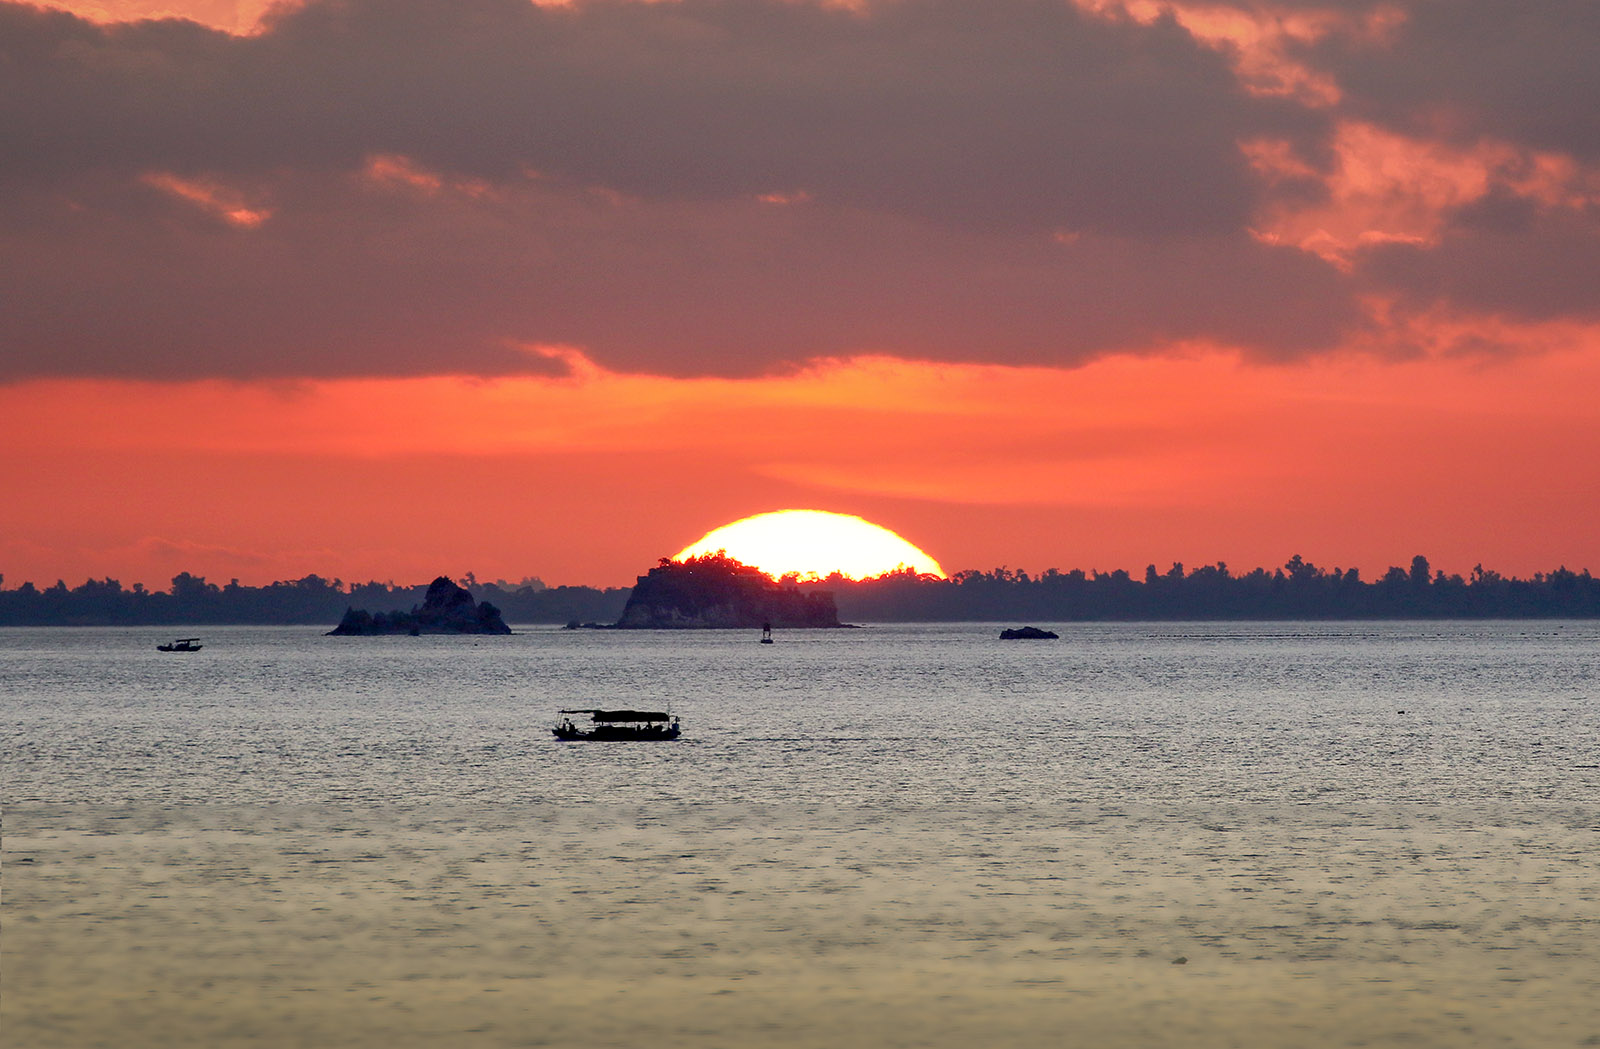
[
  {"x1": 999, "y1": 626, "x2": 1059, "y2": 639},
  {"x1": 327, "y1": 576, "x2": 512, "y2": 635},
  {"x1": 613, "y1": 553, "x2": 847, "y2": 629}
]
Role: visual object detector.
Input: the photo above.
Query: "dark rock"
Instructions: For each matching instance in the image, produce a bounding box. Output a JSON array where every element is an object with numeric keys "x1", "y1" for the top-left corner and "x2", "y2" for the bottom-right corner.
[
  {"x1": 327, "y1": 576, "x2": 512, "y2": 635},
  {"x1": 999, "y1": 626, "x2": 1059, "y2": 640},
  {"x1": 615, "y1": 554, "x2": 847, "y2": 629}
]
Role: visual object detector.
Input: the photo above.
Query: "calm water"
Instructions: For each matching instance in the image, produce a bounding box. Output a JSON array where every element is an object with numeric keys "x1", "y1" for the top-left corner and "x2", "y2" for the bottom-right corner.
[
  {"x1": 4, "y1": 621, "x2": 1597, "y2": 807},
  {"x1": 7, "y1": 622, "x2": 1600, "y2": 1048}
]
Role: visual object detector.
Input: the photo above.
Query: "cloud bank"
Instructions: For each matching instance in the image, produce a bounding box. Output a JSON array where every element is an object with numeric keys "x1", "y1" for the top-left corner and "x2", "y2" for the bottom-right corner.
[{"x1": 2, "y1": 0, "x2": 1597, "y2": 379}]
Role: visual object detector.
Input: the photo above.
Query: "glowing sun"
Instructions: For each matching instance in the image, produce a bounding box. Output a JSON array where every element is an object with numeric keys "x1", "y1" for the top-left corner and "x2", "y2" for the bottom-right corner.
[{"x1": 673, "y1": 510, "x2": 946, "y2": 581}]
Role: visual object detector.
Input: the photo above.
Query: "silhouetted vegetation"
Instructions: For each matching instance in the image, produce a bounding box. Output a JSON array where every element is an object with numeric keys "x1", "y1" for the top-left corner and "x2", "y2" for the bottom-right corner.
[
  {"x1": 0, "y1": 573, "x2": 629, "y2": 626},
  {"x1": 1, "y1": 554, "x2": 1597, "y2": 625},
  {"x1": 808, "y1": 554, "x2": 1600, "y2": 621},
  {"x1": 614, "y1": 553, "x2": 843, "y2": 628}
]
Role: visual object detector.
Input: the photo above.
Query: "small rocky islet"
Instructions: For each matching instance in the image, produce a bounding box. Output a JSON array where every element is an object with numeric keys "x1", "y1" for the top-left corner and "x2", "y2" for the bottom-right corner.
[
  {"x1": 999, "y1": 626, "x2": 1058, "y2": 640},
  {"x1": 328, "y1": 576, "x2": 511, "y2": 635}
]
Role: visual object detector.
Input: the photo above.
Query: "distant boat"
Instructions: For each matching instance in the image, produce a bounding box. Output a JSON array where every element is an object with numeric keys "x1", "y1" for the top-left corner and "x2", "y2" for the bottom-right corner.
[
  {"x1": 157, "y1": 637, "x2": 203, "y2": 652},
  {"x1": 553, "y1": 709, "x2": 681, "y2": 741}
]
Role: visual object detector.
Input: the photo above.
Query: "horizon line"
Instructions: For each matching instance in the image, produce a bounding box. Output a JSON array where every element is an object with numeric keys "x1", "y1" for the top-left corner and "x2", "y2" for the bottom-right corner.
[{"x1": 4, "y1": 554, "x2": 1597, "y2": 594}]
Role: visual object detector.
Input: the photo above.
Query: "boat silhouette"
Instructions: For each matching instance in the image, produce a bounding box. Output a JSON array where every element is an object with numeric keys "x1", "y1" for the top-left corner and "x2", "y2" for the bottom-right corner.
[{"x1": 553, "y1": 709, "x2": 681, "y2": 741}]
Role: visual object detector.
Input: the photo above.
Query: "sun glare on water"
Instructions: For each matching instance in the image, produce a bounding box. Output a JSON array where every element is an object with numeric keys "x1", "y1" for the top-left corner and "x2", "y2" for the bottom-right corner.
[{"x1": 674, "y1": 510, "x2": 946, "y2": 581}]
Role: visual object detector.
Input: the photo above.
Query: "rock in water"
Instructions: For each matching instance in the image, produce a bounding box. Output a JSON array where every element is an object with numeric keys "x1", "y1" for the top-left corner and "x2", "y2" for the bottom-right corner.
[
  {"x1": 615, "y1": 554, "x2": 846, "y2": 629},
  {"x1": 999, "y1": 626, "x2": 1059, "y2": 640},
  {"x1": 327, "y1": 576, "x2": 512, "y2": 635}
]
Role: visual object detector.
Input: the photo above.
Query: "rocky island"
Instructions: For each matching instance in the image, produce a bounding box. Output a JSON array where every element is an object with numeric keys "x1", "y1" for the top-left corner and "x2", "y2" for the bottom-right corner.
[
  {"x1": 328, "y1": 576, "x2": 512, "y2": 635},
  {"x1": 999, "y1": 626, "x2": 1059, "y2": 639},
  {"x1": 614, "y1": 553, "x2": 847, "y2": 629}
]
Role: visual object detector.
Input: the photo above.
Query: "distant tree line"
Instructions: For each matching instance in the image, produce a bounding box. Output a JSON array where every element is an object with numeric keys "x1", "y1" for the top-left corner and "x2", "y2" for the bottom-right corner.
[
  {"x1": 812, "y1": 556, "x2": 1600, "y2": 623},
  {"x1": 1, "y1": 555, "x2": 1597, "y2": 626},
  {"x1": 814, "y1": 555, "x2": 1600, "y2": 621},
  {"x1": 0, "y1": 573, "x2": 630, "y2": 627}
]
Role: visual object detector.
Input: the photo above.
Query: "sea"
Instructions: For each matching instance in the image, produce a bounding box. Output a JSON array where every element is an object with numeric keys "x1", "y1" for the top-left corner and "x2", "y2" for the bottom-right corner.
[{"x1": 4, "y1": 621, "x2": 1599, "y2": 1048}]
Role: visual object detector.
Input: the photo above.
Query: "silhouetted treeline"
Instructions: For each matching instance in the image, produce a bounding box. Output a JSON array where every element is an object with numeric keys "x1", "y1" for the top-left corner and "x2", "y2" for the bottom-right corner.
[
  {"x1": 2, "y1": 555, "x2": 1597, "y2": 625},
  {"x1": 0, "y1": 573, "x2": 630, "y2": 626},
  {"x1": 813, "y1": 555, "x2": 1600, "y2": 621}
]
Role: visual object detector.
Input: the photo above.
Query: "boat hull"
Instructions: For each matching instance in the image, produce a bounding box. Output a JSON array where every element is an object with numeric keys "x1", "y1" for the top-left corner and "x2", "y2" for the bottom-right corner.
[{"x1": 553, "y1": 725, "x2": 681, "y2": 741}]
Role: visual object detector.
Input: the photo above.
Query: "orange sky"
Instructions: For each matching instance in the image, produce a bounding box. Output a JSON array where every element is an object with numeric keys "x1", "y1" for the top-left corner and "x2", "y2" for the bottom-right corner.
[
  {"x1": 5, "y1": 0, "x2": 1600, "y2": 589},
  {"x1": 6, "y1": 339, "x2": 1598, "y2": 587}
]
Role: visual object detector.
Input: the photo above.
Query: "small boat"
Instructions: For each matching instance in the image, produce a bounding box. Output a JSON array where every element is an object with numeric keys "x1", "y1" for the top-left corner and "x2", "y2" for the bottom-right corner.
[
  {"x1": 156, "y1": 637, "x2": 203, "y2": 652},
  {"x1": 553, "y1": 708, "x2": 681, "y2": 741}
]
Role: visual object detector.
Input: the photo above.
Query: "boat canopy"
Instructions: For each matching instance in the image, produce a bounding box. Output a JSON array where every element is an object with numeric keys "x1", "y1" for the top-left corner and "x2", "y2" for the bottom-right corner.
[{"x1": 559, "y1": 709, "x2": 673, "y2": 722}]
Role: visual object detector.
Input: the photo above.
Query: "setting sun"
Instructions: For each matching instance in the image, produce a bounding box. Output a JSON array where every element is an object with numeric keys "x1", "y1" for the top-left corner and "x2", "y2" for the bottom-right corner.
[{"x1": 674, "y1": 510, "x2": 946, "y2": 580}]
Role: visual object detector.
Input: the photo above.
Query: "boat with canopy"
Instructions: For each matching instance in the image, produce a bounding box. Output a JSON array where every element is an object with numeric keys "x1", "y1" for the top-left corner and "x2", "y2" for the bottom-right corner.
[{"x1": 553, "y1": 708, "x2": 681, "y2": 741}]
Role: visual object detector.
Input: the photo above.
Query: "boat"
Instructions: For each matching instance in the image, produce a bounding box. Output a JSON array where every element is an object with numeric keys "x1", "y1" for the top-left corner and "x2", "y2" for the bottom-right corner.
[
  {"x1": 156, "y1": 637, "x2": 203, "y2": 652},
  {"x1": 553, "y1": 708, "x2": 681, "y2": 741}
]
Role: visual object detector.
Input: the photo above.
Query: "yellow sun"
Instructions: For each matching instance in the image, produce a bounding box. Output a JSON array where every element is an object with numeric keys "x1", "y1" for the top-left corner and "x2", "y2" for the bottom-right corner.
[{"x1": 673, "y1": 510, "x2": 946, "y2": 580}]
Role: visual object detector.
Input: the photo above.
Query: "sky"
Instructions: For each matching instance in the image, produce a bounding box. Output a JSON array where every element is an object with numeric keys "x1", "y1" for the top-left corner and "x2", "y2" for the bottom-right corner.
[{"x1": 2, "y1": 0, "x2": 1598, "y2": 588}]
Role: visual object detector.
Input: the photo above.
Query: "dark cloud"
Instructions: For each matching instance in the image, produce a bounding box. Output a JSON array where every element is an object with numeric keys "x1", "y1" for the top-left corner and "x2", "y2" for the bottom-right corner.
[
  {"x1": 1299, "y1": 0, "x2": 1600, "y2": 159},
  {"x1": 5, "y1": 0, "x2": 1316, "y2": 234},
  {"x1": 1288, "y1": 0, "x2": 1600, "y2": 329},
  {"x1": 1, "y1": 168, "x2": 1357, "y2": 379},
  {"x1": 1, "y1": 0, "x2": 1594, "y2": 380},
  {"x1": 1361, "y1": 213, "x2": 1600, "y2": 324},
  {"x1": 1, "y1": 175, "x2": 565, "y2": 379}
]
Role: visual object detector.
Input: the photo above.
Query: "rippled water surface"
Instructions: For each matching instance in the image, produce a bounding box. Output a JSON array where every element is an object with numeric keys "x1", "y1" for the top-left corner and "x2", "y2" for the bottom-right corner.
[
  {"x1": 4, "y1": 621, "x2": 1598, "y2": 806},
  {"x1": 6, "y1": 622, "x2": 1600, "y2": 1048}
]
